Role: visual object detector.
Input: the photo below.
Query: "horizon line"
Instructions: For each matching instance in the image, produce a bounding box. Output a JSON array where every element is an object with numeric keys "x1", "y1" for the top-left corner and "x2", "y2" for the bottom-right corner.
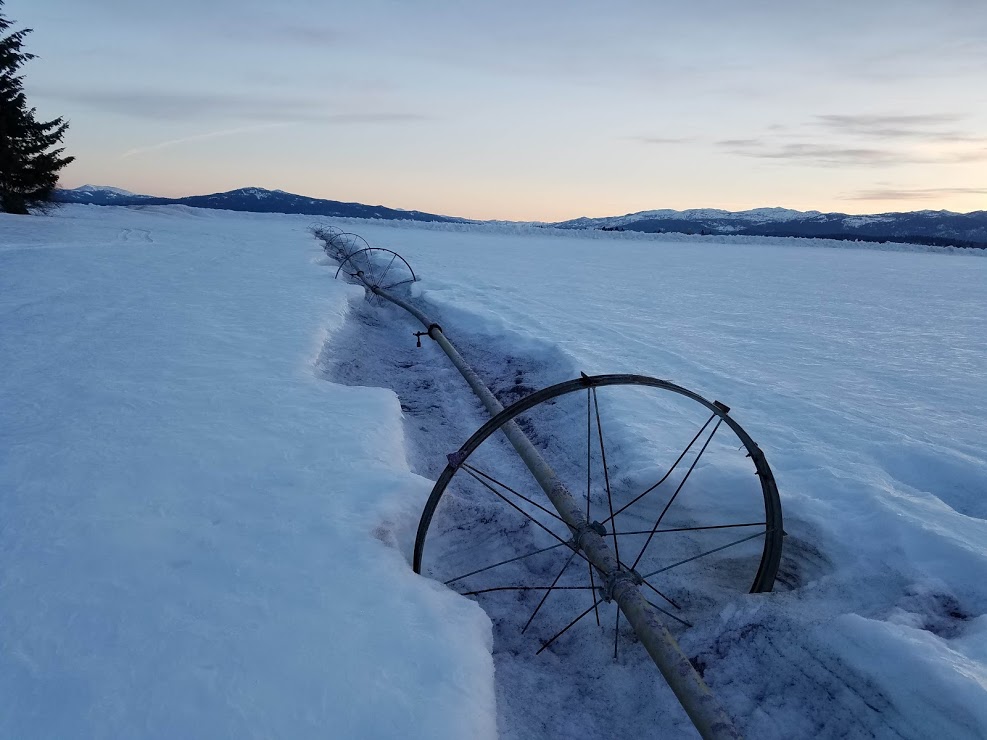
[{"x1": 56, "y1": 182, "x2": 986, "y2": 222}]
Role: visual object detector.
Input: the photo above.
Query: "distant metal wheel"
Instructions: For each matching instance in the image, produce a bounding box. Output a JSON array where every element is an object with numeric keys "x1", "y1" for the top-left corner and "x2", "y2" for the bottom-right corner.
[
  {"x1": 414, "y1": 374, "x2": 783, "y2": 656},
  {"x1": 312, "y1": 225, "x2": 354, "y2": 257},
  {"x1": 334, "y1": 247, "x2": 418, "y2": 304}
]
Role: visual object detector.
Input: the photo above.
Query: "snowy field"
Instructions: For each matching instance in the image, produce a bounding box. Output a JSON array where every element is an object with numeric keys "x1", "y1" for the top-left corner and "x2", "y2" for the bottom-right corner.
[{"x1": 2, "y1": 204, "x2": 986, "y2": 738}]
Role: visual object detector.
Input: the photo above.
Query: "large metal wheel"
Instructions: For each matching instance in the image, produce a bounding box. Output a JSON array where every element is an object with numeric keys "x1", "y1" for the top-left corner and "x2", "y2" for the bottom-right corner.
[{"x1": 414, "y1": 374, "x2": 783, "y2": 655}]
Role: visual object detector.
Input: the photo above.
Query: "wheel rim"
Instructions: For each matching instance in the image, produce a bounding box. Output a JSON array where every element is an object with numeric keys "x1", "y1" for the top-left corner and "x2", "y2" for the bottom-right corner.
[{"x1": 414, "y1": 374, "x2": 783, "y2": 653}]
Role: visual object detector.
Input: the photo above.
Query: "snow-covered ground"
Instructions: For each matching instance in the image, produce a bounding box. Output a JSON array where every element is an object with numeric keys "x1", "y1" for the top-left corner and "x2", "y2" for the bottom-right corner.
[
  {"x1": 0, "y1": 206, "x2": 495, "y2": 739},
  {"x1": 2, "y1": 204, "x2": 985, "y2": 738}
]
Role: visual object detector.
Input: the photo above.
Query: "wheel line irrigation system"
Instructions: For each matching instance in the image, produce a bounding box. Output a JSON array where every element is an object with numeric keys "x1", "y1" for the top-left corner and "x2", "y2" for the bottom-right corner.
[{"x1": 313, "y1": 225, "x2": 785, "y2": 740}]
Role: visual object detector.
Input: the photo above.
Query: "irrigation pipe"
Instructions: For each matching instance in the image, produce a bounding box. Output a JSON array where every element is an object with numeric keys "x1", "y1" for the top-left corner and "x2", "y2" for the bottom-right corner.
[{"x1": 321, "y1": 234, "x2": 743, "y2": 740}]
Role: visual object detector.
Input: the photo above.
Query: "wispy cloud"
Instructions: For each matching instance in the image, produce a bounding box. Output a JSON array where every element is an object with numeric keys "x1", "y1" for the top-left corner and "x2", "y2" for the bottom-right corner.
[
  {"x1": 38, "y1": 88, "x2": 430, "y2": 125},
  {"x1": 815, "y1": 113, "x2": 981, "y2": 142},
  {"x1": 839, "y1": 186, "x2": 987, "y2": 201},
  {"x1": 122, "y1": 123, "x2": 290, "y2": 158},
  {"x1": 264, "y1": 22, "x2": 342, "y2": 46},
  {"x1": 719, "y1": 113, "x2": 987, "y2": 167},
  {"x1": 718, "y1": 140, "x2": 902, "y2": 166},
  {"x1": 818, "y1": 113, "x2": 961, "y2": 129},
  {"x1": 120, "y1": 111, "x2": 430, "y2": 157},
  {"x1": 629, "y1": 135, "x2": 693, "y2": 145},
  {"x1": 716, "y1": 138, "x2": 760, "y2": 148},
  {"x1": 319, "y1": 113, "x2": 428, "y2": 124},
  {"x1": 723, "y1": 141, "x2": 987, "y2": 166},
  {"x1": 84, "y1": 2, "x2": 346, "y2": 50}
]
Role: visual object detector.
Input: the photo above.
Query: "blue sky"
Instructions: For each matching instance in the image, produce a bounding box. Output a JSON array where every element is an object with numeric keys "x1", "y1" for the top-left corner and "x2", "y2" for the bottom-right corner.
[{"x1": 10, "y1": 0, "x2": 987, "y2": 220}]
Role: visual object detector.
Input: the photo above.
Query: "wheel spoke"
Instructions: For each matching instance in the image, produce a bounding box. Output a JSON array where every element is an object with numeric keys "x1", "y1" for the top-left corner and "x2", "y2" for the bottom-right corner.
[
  {"x1": 613, "y1": 608, "x2": 620, "y2": 660},
  {"x1": 463, "y1": 463, "x2": 565, "y2": 524},
  {"x1": 376, "y1": 253, "x2": 398, "y2": 291},
  {"x1": 615, "y1": 522, "x2": 767, "y2": 536},
  {"x1": 363, "y1": 249, "x2": 379, "y2": 288},
  {"x1": 605, "y1": 414, "x2": 715, "y2": 523},
  {"x1": 461, "y1": 466, "x2": 571, "y2": 547},
  {"x1": 382, "y1": 277, "x2": 415, "y2": 290},
  {"x1": 367, "y1": 252, "x2": 377, "y2": 285},
  {"x1": 630, "y1": 419, "x2": 722, "y2": 570},
  {"x1": 522, "y1": 548, "x2": 578, "y2": 633},
  {"x1": 585, "y1": 384, "x2": 591, "y2": 520},
  {"x1": 444, "y1": 541, "x2": 567, "y2": 585},
  {"x1": 592, "y1": 387, "x2": 621, "y2": 566},
  {"x1": 585, "y1": 384, "x2": 601, "y2": 625},
  {"x1": 462, "y1": 585, "x2": 595, "y2": 596},
  {"x1": 641, "y1": 530, "x2": 771, "y2": 579},
  {"x1": 588, "y1": 562, "x2": 601, "y2": 626},
  {"x1": 645, "y1": 600, "x2": 693, "y2": 629},
  {"x1": 638, "y1": 576, "x2": 683, "y2": 611},
  {"x1": 536, "y1": 597, "x2": 604, "y2": 655}
]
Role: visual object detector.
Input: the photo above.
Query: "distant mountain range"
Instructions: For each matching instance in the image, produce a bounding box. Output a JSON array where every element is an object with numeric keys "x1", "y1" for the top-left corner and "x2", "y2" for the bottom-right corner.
[
  {"x1": 53, "y1": 185, "x2": 466, "y2": 224},
  {"x1": 554, "y1": 207, "x2": 987, "y2": 248},
  {"x1": 55, "y1": 185, "x2": 987, "y2": 248}
]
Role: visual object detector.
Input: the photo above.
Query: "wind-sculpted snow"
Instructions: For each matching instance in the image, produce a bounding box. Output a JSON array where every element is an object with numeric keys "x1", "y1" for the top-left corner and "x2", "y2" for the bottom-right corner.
[{"x1": 2, "y1": 204, "x2": 986, "y2": 738}]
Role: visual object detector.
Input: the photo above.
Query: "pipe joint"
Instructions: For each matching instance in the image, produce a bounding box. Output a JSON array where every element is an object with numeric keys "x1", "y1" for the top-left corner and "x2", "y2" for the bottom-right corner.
[
  {"x1": 602, "y1": 567, "x2": 644, "y2": 603},
  {"x1": 572, "y1": 520, "x2": 607, "y2": 548}
]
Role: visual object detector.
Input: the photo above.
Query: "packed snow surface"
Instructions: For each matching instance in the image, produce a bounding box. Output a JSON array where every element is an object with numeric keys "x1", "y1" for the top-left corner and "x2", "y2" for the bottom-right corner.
[
  {"x1": 2, "y1": 204, "x2": 986, "y2": 738},
  {"x1": 0, "y1": 206, "x2": 495, "y2": 739}
]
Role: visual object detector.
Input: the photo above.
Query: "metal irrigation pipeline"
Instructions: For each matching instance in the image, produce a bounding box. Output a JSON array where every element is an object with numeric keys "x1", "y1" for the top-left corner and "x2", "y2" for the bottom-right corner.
[{"x1": 311, "y1": 224, "x2": 785, "y2": 740}]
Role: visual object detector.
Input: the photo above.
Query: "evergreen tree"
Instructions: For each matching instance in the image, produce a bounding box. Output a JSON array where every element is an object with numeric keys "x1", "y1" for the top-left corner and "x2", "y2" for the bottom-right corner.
[{"x1": 0, "y1": 0, "x2": 73, "y2": 214}]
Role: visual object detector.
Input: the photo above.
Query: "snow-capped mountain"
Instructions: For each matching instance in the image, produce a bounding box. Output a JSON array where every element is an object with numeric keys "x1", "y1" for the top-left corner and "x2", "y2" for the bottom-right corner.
[
  {"x1": 73, "y1": 184, "x2": 137, "y2": 195},
  {"x1": 552, "y1": 207, "x2": 987, "y2": 248},
  {"x1": 56, "y1": 184, "x2": 149, "y2": 204},
  {"x1": 53, "y1": 186, "x2": 467, "y2": 224},
  {"x1": 69, "y1": 184, "x2": 139, "y2": 197},
  {"x1": 563, "y1": 206, "x2": 823, "y2": 228}
]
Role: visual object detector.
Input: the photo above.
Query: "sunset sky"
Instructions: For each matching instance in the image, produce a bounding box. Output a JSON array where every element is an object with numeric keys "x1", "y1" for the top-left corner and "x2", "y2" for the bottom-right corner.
[{"x1": 10, "y1": 0, "x2": 987, "y2": 220}]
